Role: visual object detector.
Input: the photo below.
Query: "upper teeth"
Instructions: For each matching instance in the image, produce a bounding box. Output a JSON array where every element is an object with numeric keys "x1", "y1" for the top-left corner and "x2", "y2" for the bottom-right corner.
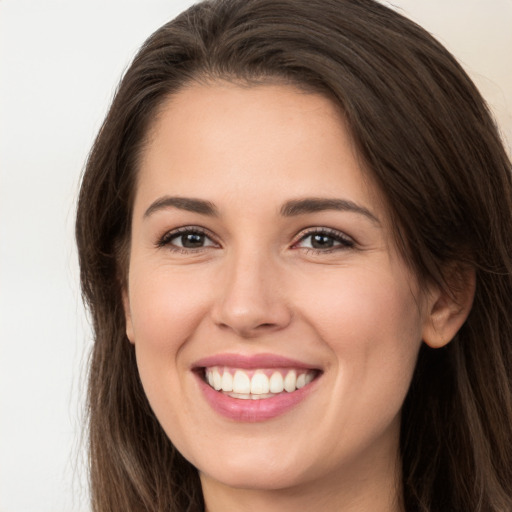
[{"x1": 205, "y1": 367, "x2": 316, "y2": 397}]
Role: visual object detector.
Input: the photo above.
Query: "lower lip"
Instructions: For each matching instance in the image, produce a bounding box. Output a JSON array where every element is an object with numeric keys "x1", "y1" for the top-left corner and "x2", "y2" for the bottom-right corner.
[{"x1": 195, "y1": 372, "x2": 318, "y2": 422}]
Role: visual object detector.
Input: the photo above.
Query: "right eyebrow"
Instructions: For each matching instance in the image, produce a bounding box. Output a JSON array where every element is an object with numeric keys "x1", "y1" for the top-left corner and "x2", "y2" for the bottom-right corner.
[{"x1": 143, "y1": 196, "x2": 219, "y2": 218}]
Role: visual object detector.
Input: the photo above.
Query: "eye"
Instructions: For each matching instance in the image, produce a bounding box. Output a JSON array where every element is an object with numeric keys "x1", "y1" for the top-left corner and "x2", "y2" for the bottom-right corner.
[
  {"x1": 294, "y1": 228, "x2": 354, "y2": 252},
  {"x1": 157, "y1": 227, "x2": 218, "y2": 251}
]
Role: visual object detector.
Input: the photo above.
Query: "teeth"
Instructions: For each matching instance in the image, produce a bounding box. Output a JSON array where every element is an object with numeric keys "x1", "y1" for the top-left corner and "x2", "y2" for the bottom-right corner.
[
  {"x1": 229, "y1": 392, "x2": 252, "y2": 400},
  {"x1": 221, "y1": 371, "x2": 233, "y2": 392},
  {"x1": 204, "y1": 367, "x2": 317, "y2": 397},
  {"x1": 269, "y1": 372, "x2": 284, "y2": 393},
  {"x1": 296, "y1": 373, "x2": 306, "y2": 389},
  {"x1": 212, "y1": 370, "x2": 222, "y2": 391},
  {"x1": 284, "y1": 370, "x2": 297, "y2": 392},
  {"x1": 229, "y1": 392, "x2": 275, "y2": 400},
  {"x1": 250, "y1": 372, "x2": 270, "y2": 395},
  {"x1": 233, "y1": 370, "x2": 251, "y2": 394}
]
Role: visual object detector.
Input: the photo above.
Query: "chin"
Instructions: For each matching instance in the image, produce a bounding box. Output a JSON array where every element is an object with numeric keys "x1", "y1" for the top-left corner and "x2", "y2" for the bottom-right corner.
[
  {"x1": 199, "y1": 459, "x2": 311, "y2": 491},
  {"x1": 190, "y1": 435, "x2": 327, "y2": 492}
]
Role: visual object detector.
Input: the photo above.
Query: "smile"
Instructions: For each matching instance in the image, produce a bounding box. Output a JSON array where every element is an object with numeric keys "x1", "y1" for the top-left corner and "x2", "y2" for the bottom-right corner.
[
  {"x1": 204, "y1": 367, "x2": 318, "y2": 399},
  {"x1": 193, "y1": 354, "x2": 322, "y2": 422}
]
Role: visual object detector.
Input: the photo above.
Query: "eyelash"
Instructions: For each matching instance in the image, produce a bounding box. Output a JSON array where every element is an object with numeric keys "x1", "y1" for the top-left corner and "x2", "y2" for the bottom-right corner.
[
  {"x1": 156, "y1": 226, "x2": 355, "y2": 254},
  {"x1": 292, "y1": 228, "x2": 355, "y2": 254},
  {"x1": 156, "y1": 226, "x2": 219, "y2": 253}
]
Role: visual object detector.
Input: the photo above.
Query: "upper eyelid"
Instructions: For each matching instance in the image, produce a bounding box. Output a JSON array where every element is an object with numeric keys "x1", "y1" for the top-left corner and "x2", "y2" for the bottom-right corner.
[
  {"x1": 157, "y1": 226, "x2": 220, "y2": 247},
  {"x1": 293, "y1": 226, "x2": 354, "y2": 243},
  {"x1": 156, "y1": 225, "x2": 354, "y2": 248}
]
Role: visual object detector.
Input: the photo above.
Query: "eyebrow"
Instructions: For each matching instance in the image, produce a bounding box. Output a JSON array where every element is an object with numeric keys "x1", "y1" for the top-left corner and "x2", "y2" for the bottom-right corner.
[
  {"x1": 280, "y1": 198, "x2": 380, "y2": 224},
  {"x1": 143, "y1": 195, "x2": 379, "y2": 225},
  {"x1": 144, "y1": 196, "x2": 218, "y2": 218}
]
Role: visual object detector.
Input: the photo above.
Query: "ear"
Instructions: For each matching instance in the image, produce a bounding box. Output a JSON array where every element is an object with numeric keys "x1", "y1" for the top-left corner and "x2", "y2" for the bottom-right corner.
[
  {"x1": 422, "y1": 266, "x2": 476, "y2": 349},
  {"x1": 122, "y1": 289, "x2": 135, "y2": 344}
]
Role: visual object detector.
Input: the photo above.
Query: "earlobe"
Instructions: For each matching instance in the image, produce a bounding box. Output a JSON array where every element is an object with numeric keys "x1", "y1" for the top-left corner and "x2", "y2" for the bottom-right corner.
[
  {"x1": 422, "y1": 266, "x2": 476, "y2": 349},
  {"x1": 122, "y1": 289, "x2": 135, "y2": 344}
]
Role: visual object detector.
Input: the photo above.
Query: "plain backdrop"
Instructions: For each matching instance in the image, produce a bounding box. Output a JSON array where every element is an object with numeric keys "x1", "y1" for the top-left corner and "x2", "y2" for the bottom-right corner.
[{"x1": 0, "y1": 1, "x2": 510, "y2": 511}]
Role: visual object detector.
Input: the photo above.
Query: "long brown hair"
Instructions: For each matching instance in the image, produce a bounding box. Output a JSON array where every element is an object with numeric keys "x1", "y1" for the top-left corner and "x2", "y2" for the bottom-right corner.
[{"x1": 76, "y1": 0, "x2": 512, "y2": 510}]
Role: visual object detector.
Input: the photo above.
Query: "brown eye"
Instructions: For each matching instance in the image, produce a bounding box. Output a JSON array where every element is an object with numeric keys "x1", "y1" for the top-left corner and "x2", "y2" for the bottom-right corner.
[
  {"x1": 310, "y1": 234, "x2": 335, "y2": 249},
  {"x1": 158, "y1": 228, "x2": 218, "y2": 250},
  {"x1": 295, "y1": 229, "x2": 354, "y2": 251},
  {"x1": 179, "y1": 233, "x2": 206, "y2": 248}
]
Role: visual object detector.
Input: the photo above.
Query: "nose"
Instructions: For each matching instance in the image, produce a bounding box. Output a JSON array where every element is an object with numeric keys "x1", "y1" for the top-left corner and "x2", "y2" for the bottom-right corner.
[{"x1": 211, "y1": 250, "x2": 292, "y2": 338}]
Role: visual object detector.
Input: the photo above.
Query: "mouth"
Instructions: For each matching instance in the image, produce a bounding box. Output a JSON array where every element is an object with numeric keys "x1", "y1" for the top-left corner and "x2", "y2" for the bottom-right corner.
[
  {"x1": 202, "y1": 366, "x2": 319, "y2": 399},
  {"x1": 192, "y1": 354, "x2": 322, "y2": 421}
]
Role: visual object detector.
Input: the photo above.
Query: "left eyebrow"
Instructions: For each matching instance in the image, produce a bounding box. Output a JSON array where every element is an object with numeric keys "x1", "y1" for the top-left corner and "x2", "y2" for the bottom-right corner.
[{"x1": 280, "y1": 198, "x2": 380, "y2": 225}]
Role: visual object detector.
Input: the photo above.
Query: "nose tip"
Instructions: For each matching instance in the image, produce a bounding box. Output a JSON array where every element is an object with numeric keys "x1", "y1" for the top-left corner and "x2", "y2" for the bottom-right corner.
[
  {"x1": 215, "y1": 303, "x2": 290, "y2": 338},
  {"x1": 211, "y1": 258, "x2": 291, "y2": 338}
]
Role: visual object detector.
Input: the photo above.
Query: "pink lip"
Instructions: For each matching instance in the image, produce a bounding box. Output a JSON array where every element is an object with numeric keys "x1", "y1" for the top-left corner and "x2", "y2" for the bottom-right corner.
[
  {"x1": 192, "y1": 353, "x2": 321, "y2": 422},
  {"x1": 192, "y1": 353, "x2": 319, "y2": 370}
]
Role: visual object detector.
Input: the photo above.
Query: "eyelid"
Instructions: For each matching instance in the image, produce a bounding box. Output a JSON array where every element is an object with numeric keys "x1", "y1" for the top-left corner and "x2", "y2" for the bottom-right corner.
[
  {"x1": 155, "y1": 225, "x2": 354, "y2": 252},
  {"x1": 156, "y1": 225, "x2": 220, "y2": 249},
  {"x1": 292, "y1": 227, "x2": 355, "y2": 250}
]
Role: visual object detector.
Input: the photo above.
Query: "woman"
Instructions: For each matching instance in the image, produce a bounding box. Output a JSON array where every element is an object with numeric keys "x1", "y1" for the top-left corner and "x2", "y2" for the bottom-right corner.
[{"x1": 75, "y1": 0, "x2": 512, "y2": 510}]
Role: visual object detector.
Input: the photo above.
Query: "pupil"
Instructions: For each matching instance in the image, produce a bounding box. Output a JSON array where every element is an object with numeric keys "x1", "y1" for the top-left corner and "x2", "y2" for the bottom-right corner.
[
  {"x1": 312, "y1": 234, "x2": 333, "y2": 248},
  {"x1": 182, "y1": 233, "x2": 204, "y2": 248}
]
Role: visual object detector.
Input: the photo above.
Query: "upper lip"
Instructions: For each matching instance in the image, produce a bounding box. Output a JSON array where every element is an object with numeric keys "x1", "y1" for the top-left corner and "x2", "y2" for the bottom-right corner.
[{"x1": 192, "y1": 353, "x2": 321, "y2": 370}]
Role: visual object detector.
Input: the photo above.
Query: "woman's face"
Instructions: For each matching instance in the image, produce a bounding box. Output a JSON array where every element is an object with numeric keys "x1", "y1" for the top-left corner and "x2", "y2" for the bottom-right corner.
[{"x1": 124, "y1": 82, "x2": 433, "y2": 496}]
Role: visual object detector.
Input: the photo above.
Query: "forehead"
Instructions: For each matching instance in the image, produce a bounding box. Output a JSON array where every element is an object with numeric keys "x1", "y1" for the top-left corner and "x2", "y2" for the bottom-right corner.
[{"x1": 135, "y1": 81, "x2": 383, "y2": 217}]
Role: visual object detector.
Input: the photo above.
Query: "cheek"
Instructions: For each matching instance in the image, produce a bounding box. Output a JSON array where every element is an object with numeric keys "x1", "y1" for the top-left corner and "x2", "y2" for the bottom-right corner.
[
  {"x1": 128, "y1": 265, "x2": 212, "y2": 354},
  {"x1": 126, "y1": 266, "x2": 213, "y2": 418},
  {"x1": 299, "y1": 264, "x2": 421, "y2": 338},
  {"x1": 127, "y1": 266, "x2": 213, "y2": 445},
  {"x1": 292, "y1": 265, "x2": 423, "y2": 454},
  {"x1": 294, "y1": 262, "x2": 423, "y2": 398}
]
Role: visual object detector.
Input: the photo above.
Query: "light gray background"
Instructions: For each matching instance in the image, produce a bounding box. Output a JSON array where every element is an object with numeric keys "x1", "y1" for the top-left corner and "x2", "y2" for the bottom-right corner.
[{"x1": 0, "y1": 1, "x2": 510, "y2": 511}]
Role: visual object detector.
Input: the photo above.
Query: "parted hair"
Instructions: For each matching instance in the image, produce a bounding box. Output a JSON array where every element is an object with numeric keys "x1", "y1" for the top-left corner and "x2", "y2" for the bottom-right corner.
[{"x1": 76, "y1": 0, "x2": 512, "y2": 510}]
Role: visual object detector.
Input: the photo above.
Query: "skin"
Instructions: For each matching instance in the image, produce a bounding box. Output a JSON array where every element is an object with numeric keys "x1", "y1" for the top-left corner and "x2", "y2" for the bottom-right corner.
[{"x1": 123, "y1": 82, "x2": 473, "y2": 512}]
